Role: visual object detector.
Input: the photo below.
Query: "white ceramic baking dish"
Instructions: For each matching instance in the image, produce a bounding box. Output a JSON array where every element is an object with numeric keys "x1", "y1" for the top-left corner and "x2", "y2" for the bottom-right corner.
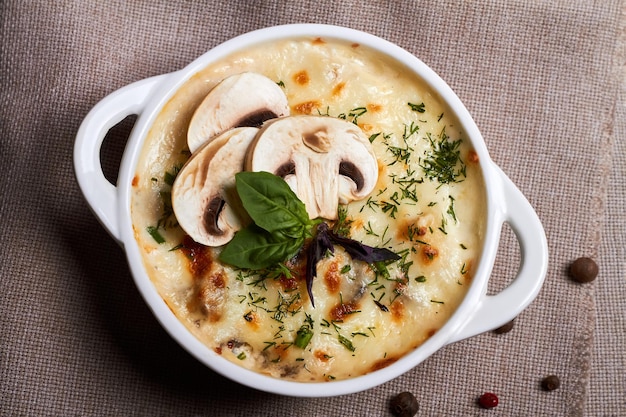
[{"x1": 74, "y1": 24, "x2": 548, "y2": 397}]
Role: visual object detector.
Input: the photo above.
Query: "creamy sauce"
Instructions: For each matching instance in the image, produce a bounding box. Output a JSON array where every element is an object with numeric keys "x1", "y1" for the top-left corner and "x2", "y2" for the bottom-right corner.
[{"x1": 131, "y1": 37, "x2": 486, "y2": 382}]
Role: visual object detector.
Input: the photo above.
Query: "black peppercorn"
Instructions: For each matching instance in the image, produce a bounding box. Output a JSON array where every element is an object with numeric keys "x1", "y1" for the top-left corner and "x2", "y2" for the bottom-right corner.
[
  {"x1": 390, "y1": 391, "x2": 419, "y2": 417},
  {"x1": 569, "y1": 257, "x2": 598, "y2": 283},
  {"x1": 541, "y1": 375, "x2": 561, "y2": 391}
]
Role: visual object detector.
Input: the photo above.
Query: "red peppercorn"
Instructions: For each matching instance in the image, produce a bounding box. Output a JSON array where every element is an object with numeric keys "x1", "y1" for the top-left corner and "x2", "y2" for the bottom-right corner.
[{"x1": 478, "y1": 392, "x2": 499, "y2": 409}]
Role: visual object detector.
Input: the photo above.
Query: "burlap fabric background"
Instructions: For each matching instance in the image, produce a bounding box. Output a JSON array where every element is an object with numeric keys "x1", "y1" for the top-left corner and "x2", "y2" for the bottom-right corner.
[{"x1": 1, "y1": 1, "x2": 624, "y2": 416}]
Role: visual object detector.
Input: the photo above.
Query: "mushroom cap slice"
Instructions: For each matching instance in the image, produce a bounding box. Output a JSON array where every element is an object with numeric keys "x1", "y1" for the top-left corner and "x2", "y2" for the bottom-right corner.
[
  {"x1": 245, "y1": 115, "x2": 378, "y2": 220},
  {"x1": 187, "y1": 72, "x2": 289, "y2": 153},
  {"x1": 172, "y1": 127, "x2": 258, "y2": 246}
]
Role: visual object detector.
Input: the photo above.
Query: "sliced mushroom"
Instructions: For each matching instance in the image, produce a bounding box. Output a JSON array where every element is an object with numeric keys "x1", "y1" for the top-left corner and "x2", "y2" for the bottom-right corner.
[
  {"x1": 245, "y1": 115, "x2": 378, "y2": 220},
  {"x1": 172, "y1": 127, "x2": 258, "y2": 246},
  {"x1": 187, "y1": 72, "x2": 289, "y2": 153}
]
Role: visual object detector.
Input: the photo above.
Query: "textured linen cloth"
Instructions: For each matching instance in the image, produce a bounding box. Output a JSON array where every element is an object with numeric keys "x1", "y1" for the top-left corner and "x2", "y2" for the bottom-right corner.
[{"x1": 1, "y1": 1, "x2": 624, "y2": 416}]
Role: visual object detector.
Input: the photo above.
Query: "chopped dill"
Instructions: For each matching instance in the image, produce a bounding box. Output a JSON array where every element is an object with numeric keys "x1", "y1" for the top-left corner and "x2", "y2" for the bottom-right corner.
[
  {"x1": 408, "y1": 102, "x2": 426, "y2": 113},
  {"x1": 447, "y1": 195, "x2": 458, "y2": 223},
  {"x1": 333, "y1": 205, "x2": 353, "y2": 237},
  {"x1": 420, "y1": 128, "x2": 466, "y2": 185},
  {"x1": 338, "y1": 106, "x2": 367, "y2": 125}
]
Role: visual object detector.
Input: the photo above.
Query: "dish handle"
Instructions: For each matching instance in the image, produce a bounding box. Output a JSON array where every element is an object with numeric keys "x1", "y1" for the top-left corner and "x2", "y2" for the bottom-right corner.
[
  {"x1": 73, "y1": 75, "x2": 166, "y2": 243},
  {"x1": 447, "y1": 165, "x2": 548, "y2": 343}
]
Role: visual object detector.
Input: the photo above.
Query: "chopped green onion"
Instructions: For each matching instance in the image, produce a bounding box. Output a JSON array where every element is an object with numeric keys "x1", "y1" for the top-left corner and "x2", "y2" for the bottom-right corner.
[
  {"x1": 146, "y1": 226, "x2": 165, "y2": 244},
  {"x1": 294, "y1": 326, "x2": 313, "y2": 349}
]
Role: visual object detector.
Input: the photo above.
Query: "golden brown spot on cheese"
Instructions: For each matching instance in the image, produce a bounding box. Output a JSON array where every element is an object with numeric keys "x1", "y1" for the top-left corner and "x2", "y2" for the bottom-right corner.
[
  {"x1": 190, "y1": 270, "x2": 227, "y2": 322},
  {"x1": 312, "y1": 37, "x2": 325, "y2": 45},
  {"x1": 367, "y1": 103, "x2": 382, "y2": 112},
  {"x1": 293, "y1": 70, "x2": 310, "y2": 86},
  {"x1": 284, "y1": 254, "x2": 307, "y2": 279},
  {"x1": 214, "y1": 346, "x2": 222, "y2": 355},
  {"x1": 369, "y1": 356, "x2": 398, "y2": 372},
  {"x1": 279, "y1": 275, "x2": 300, "y2": 292},
  {"x1": 288, "y1": 297, "x2": 303, "y2": 313},
  {"x1": 468, "y1": 149, "x2": 479, "y2": 163},
  {"x1": 390, "y1": 299, "x2": 405, "y2": 323},
  {"x1": 243, "y1": 311, "x2": 260, "y2": 330},
  {"x1": 427, "y1": 328, "x2": 438, "y2": 338},
  {"x1": 359, "y1": 123, "x2": 374, "y2": 134},
  {"x1": 351, "y1": 43, "x2": 360, "y2": 48},
  {"x1": 209, "y1": 273, "x2": 225, "y2": 288},
  {"x1": 331, "y1": 81, "x2": 346, "y2": 97},
  {"x1": 132, "y1": 175, "x2": 139, "y2": 187},
  {"x1": 324, "y1": 261, "x2": 341, "y2": 293},
  {"x1": 314, "y1": 350, "x2": 332, "y2": 362},
  {"x1": 181, "y1": 235, "x2": 213, "y2": 276},
  {"x1": 330, "y1": 302, "x2": 359, "y2": 321},
  {"x1": 394, "y1": 280, "x2": 408, "y2": 296},
  {"x1": 422, "y1": 246, "x2": 439, "y2": 264},
  {"x1": 397, "y1": 218, "x2": 428, "y2": 241},
  {"x1": 350, "y1": 217, "x2": 365, "y2": 233},
  {"x1": 294, "y1": 100, "x2": 321, "y2": 115}
]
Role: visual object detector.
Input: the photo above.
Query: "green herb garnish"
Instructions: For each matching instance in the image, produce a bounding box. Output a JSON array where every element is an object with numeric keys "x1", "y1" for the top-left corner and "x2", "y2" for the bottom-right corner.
[
  {"x1": 408, "y1": 102, "x2": 426, "y2": 113},
  {"x1": 294, "y1": 326, "x2": 314, "y2": 349},
  {"x1": 420, "y1": 128, "x2": 466, "y2": 185},
  {"x1": 146, "y1": 226, "x2": 165, "y2": 244},
  {"x1": 447, "y1": 195, "x2": 457, "y2": 223},
  {"x1": 338, "y1": 334, "x2": 356, "y2": 352},
  {"x1": 338, "y1": 106, "x2": 367, "y2": 125}
]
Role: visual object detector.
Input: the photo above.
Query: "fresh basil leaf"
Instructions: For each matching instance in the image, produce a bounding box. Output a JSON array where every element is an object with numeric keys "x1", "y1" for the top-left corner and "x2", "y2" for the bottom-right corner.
[
  {"x1": 235, "y1": 171, "x2": 311, "y2": 233},
  {"x1": 272, "y1": 223, "x2": 309, "y2": 240},
  {"x1": 219, "y1": 224, "x2": 304, "y2": 270}
]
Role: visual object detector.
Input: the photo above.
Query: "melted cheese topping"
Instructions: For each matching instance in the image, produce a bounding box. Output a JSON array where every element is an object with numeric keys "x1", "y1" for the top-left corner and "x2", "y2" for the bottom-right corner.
[{"x1": 131, "y1": 37, "x2": 486, "y2": 382}]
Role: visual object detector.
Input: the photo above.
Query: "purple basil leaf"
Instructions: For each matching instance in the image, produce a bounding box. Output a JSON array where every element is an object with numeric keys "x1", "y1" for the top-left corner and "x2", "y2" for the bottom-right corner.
[
  {"x1": 305, "y1": 224, "x2": 334, "y2": 308},
  {"x1": 327, "y1": 230, "x2": 400, "y2": 263}
]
